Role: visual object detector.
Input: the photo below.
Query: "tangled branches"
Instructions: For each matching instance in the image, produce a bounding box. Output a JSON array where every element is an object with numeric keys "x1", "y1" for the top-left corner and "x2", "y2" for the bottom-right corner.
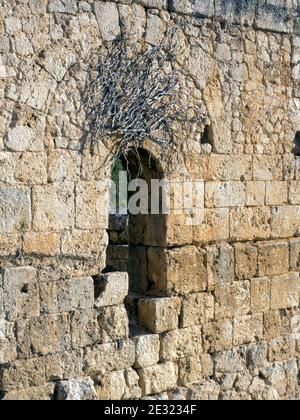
[{"x1": 84, "y1": 27, "x2": 205, "y2": 166}]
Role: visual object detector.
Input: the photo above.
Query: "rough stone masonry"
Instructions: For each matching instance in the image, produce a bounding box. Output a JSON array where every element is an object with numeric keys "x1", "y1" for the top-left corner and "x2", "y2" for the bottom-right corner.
[{"x1": 0, "y1": 0, "x2": 300, "y2": 400}]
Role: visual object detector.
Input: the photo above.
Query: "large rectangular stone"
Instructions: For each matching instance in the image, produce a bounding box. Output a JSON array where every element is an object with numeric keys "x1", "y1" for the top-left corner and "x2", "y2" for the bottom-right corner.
[
  {"x1": 75, "y1": 181, "x2": 108, "y2": 230},
  {"x1": 253, "y1": 155, "x2": 283, "y2": 181},
  {"x1": 57, "y1": 277, "x2": 94, "y2": 312},
  {"x1": 94, "y1": 1, "x2": 121, "y2": 42},
  {"x1": 251, "y1": 277, "x2": 271, "y2": 313},
  {"x1": 160, "y1": 326, "x2": 202, "y2": 361},
  {"x1": 215, "y1": 0, "x2": 256, "y2": 25},
  {"x1": 233, "y1": 315, "x2": 263, "y2": 346},
  {"x1": 257, "y1": 241, "x2": 289, "y2": 276},
  {"x1": 94, "y1": 272, "x2": 129, "y2": 307},
  {"x1": 138, "y1": 297, "x2": 181, "y2": 334},
  {"x1": 266, "y1": 181, "x2": 288, "y2": 205},
  {"x1": 0, "y1": 187, "x2": 31, "y2": 233},
  {"x1": 234, "y1": 243, "x2": 258, "y2": 281},
  {"x1": 193, "y1": 208, "x2": 230, "y2": 243},
  {"x1": 133, "y1": 334, "x2": 160, "y2": 369},
  {"x1": 290, "y1": 239, "x2": 300, "y2": 271},
  {"x1": 271, "y1": 206, "x2": 300, "y2": 238},
  {"x1": 230, "y1": 207, "x2": 271, "y2": 241},
  {"x1": 181, "y1": 292, "x2": 214, "y2": 328},
  {"x1": 2, "y1": 267, "x2": 39, "y2": 321},
  {"x1": 206, "y1": 243, "x2": 234, "y2": 287},
  {"x1": 170, "y1": 0, "x2": 215, "y2": 17},
  {"x1": 207, "y1": 155, "x2": 252, "y2": 181},
  {"x1": 202, "y1": 319, "x2": 233, "y2": 353},
  {"x1": 0, "y1": 358, "x2": 46, "y2": 391},
  {"x1": 270, "y1": 273, "x2": 299, "y2": 310},
  {"x1": 32, "y1": 182, "x2": 75, "y2": 231},
  {"x1": 255, "y1": 0, "x2": 293, "y2": 34},
  {"x1": 215, "y1": 281, "x2": 251, "y2": 319},
  {"x1": 139, "y1": 362, "x2": 178, "y2": 396},
  {"x1": 205, "y1": 182, "x2": 246, "y2": 208}
]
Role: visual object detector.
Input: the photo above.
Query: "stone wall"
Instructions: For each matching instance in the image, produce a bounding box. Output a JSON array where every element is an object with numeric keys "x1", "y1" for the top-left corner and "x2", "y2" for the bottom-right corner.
[{"x1": 0, "y1": 0, "x2": 300, "y2": 400}]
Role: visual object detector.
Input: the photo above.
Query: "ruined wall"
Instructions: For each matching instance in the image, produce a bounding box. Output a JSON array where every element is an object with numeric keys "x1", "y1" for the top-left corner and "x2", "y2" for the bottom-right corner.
[{"x1": 0, "y1": 0, "x2": 300, "y2": 400}]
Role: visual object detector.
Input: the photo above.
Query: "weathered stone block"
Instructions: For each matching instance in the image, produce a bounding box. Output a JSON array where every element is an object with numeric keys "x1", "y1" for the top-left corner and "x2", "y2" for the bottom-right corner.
[
  {"x1": 214, "y1": 348, "x2": 246, "y2": 374},
  {"x1": 253, "y1": 155, "x2": 283, "y2": 181},
  {"x1": 75, "y1": 181, "x2": 108, "y2": 230},
  {"x1": 271, "y1": 206, "x2": 300, "y2": 238},
  {"x1": 207, "y1": 243, "x2": 234, "y2": 286},
  {"x1": 178, "y1": 356, "x2": 202, "y2": 388},
  {"x1": 270, "y1": 273, "x2": 299, "y2": 310},
  {"x1": 215, "y1": 281, "x2": 251, "y2": 319},
  {"x1": 46, "y1": 350, "x2": 84, "y2": 382},
  {"x1": 160, "y1": 326, "x2": 202, "y2": 361},
  {"x1": 84, "y1": 340, "x2": 135, "y2": 376},
  {"x1": 205, "y1": 182, "x2": 246, "y2": 208},
  {"x1": 61, "y1": 230, "x2": 107, "y2": 259},
  {"x1": 171, "y1": 0, "x2": 214, "y2": 16},
  {"x1": 0, "y1": 358, "x2": 46, "y2": 391},
  {"x1": 139, "y1": 362, "x2": 178, "y2": 396},
  {"x1": 258, "y1": 241, "x2": 289, "y2": 276},
  {"x1": 181, "y1": 292, "x2": 214, "y2": 328},
  {"x1": 94, "y1": 272, "x2": 129, "y2": 307},
  {"x1": 193, "y1": 208, "x2": 230, "y2": 243},
  {"x1": 47, "y1": 150, "x2": 80, "y2": 182},
  {"x1": 0, "y1": 234, "x2": 21, "y2": 257},
  {"x1": 0, "y1": 319, "x2": 17, "y2": 364},
  {"x1": 138, "y1": 297, "x2": 181, "y2": 334},
  {"x1": 145, "y1": 13, "x2": 166, "y2": 45},
  {"x1": 290, "y1": 239, "x2": 300, "y2": 271},
  {"x1": 215, "y1": 0, "x2": 256, "y2": 25},
  {"x1": 98, "y1": 305, "x2": 129, "y2": 343},
  {"x1": 263, "y1": 310, "x2": 290, "y2": 340},
  {"x1": 94, "y1": 1, "x2": 121, "y2": 41},
  {"x1": 251, "y1": 277, "x2": 271, "y2": 313},
  {"x1": 289, "y1": 181, "x2": 300, "y2": 205},
  {"x1": 23, "y1": 232, "x2": 60, "y2": 256},
  {"x1": 16, "y1": 314, "x2": 71, "y2": 358},
  {"x1": 56, "y1": 378, "x2": 97, "y2": 401},
  {"x1": 207, "y1": 155, "x2": 252, "y2": 181},
  {"x1": 2, "y1": 267, "x2": 39, "y2": 321},
  {"x1": 32, "y1": 182, "x2": 75, "y2": 231},
  {"x1": 266, "y1": 181, "x2": 288, "y2": 205},
  {"x1": 233, "y1": 315, "x2": 263, "y2": 346},
  {"x1": 268, "y1": 337, "x2": 295, "y2": 362},
  {"x1": 5, "y1": 125, "x2": 43, "y2": 152},
  {"x1": 234, "y1": 243, "x2": 258, "y2": 280},
  {"x1": 230, "y1": 207, "x2": 271, "y2": 241},
  {"x1": 2, "y1": 383, "x2": 55, "y2": 400},
  {"x1": 255, "y1": 0, "x2": 293, "y2": 33},
  {"x1": 133, "y1": 334, "x2": 160, "y2": 369},
  {"x1": 0, "y1": 188, "x2": 31, "y2": 234},
  {"x1": 203, "y1": 319, "x2": 233, "y2": 353},
  {"x1": 57, "y1": 277, "x2": 94, "y2": 312},
  {"x1": 246, "y1": 181, "x2": 266, "y2": 206}
]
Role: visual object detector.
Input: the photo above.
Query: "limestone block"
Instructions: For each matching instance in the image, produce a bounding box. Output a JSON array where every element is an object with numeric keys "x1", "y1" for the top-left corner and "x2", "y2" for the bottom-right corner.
[
  {"x1": 246, "y1": 343, "x2": 268, "y2": 371},
  {"x1": 230, "y1": 207, "x2": 271, "y2": 241},
  {"x1": 257, "y1": 241, "x2": 289, "y2": 276},
  {"x1": 16, "y1": 314, "x2": 71, "y2": 358},
  {"x1": 15, "y1": 152, "x2": 47, "y2": 184},
  {"x1": 0, "y1": 234, "x2": 21, "y2": 257},
  {"x1": 171, "y1": 0, "x2": 214, "y2": 16},
  {"x1": 181, "y1": 292, "x2": 214, "y2": 328},
  {"x1": 268, "y1": 337, "x2": 295, "y2": 362},
  {"x1": 48, "y1": 0, "x2": 78, "y2": 14},
  {"x1": 71, "y1": 310, "x2": 100, "y2": 349},
  {"x1": 214, "y1": 348, "x2": 246, "y2": 374},
  {"x1": 147, "y1": 246, "x2": 207, "y2": 296},
  {"x1": 263, "y1": 310, "x2": 290, "y2": 340},
  {"x1": 39, "y1": 281, "x2": 58, "y2": 315},
  {"x1": 5, "y1": 125, "x2": 43, "y2": 152},
  {"x1": 205, "y1": 182, "x2": 246, "y2": 208},
  {"x1": 98, "y1": 305, "x2": 129, "y2": 343},
  {"x1": 234, "y1": 243, "x2": 258, "y2": 281},
  {"x1": 139, "y1": 362, "x2": 178, "y2": 396},
  {"x1": 2, "y1": 383, "x2": 55, "y2": 400},
  {"x1": 290, "y1": 239, "x2": 300, "y2": 271},
  {"x1": 0, "y1": 358, "x2": 46, "y2": 391},
  {"x1": 57, "y1": 277, "x2": 94, "y2": 312},
  {"x1": 45, "y1": 350, "x2": 84, "y2": 382},
  {"x1": 97, "y1": 368, "x2": 141, "y2": 400},
  {"x1": 289, "y1": 181, "x2": 300, "y2": 204},
  {"x1": 178, "y1": 356, "x2": 202, "y2": 387},
  {"x1": 270, "y1": 273, "x2": 299, "y2": 310},
  {"x1": 271, "y1": 206, "x2": 300, "y2": 238},
  {"x1": 94, "y1": 1, "x2": 120, "y2": 41},
  {"x1": 84, "y1": 340, "x2": 135, "y2": 376},
  {"x1": 0, "y1": 151, "x2": 18, "y2": 183},
  {"x1": 207, "y1": 155, "x2": 252, "y2": 181},
  {"x1": 203, "y1": 319, "x2": 233, "y2": 353},
  {"x1": 160, "y1": 326, "x2": 202, "y2": 361},
  {"x1": 233, "y1": 315, "x2": 263, "y2": 346},
  {"x1": 193, "y1": 208, "x2": 230, "y2": 243},
  {"x1": 61, "y1": 230, "x2": 107, "y2": 259},
  {"x1": 32, "y1": 182, "x2": 75, "y2": 231},
  {"x1": 0, "y1": 319, "x2": 17, "y2": 364},
  {"x1": 137, "y1": 0, "x2": 167, "y2": 10},
  {"x1": 215, "y1": 281, "x2": 251, "y2": 319},
  {"x1": 251, "y1": 277, "x2": 271, "y2": 313},
  {"x1": 253, "y1": 155, "x2": 283, "y2": 181},
  {"x1": 23, "y1": 232, "x2": 60, "y2": 256},
  {"x1": 94, "y1": 272, "x2": 129, "y2": 307},
  {"x1": 206, "y1": 243, "x2": 234, "y2": 286},
  {"x1": 255, "y1": 0, "x2": 293, "y2": 33},
  {"x1": 0, "y1": 187, "x2": 31, "y2": 234},
  {"x1": 215, "y1": 0, "x2": 256, "y2": 25},
  {"x1": 2, "y1": 267, "x2": 39, "y2": 321},
  {"x1": 56, "y1": 378, "x2": 97, "y2": 401},
  {"x1": 75, "y1": 181, "x2": 109, "y2": 230},
  {"x1": 47, "y1": 150, "x2": 80, "y2": 182},
  {"x1": 266, "y1": 181, "x2": 288, "y2": 205},
  {"x1": 145, "y1": 13, "x2": 166, "y2": 45},
  {"x1": 133, "y1": 334, "x2": 160, "y2": 368},
  {"x1": 246, "y1": 181, "x2": 266, "y2": 206},
  {"x1": 138, "y1": 297, "x2": 181, "y2": 334},
  {"x1": 5, "y1": 17, "x2": 22, "y2": 35},
  {"x1": 190, "y1": 380, "x2": 220, "y2": 400}
]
